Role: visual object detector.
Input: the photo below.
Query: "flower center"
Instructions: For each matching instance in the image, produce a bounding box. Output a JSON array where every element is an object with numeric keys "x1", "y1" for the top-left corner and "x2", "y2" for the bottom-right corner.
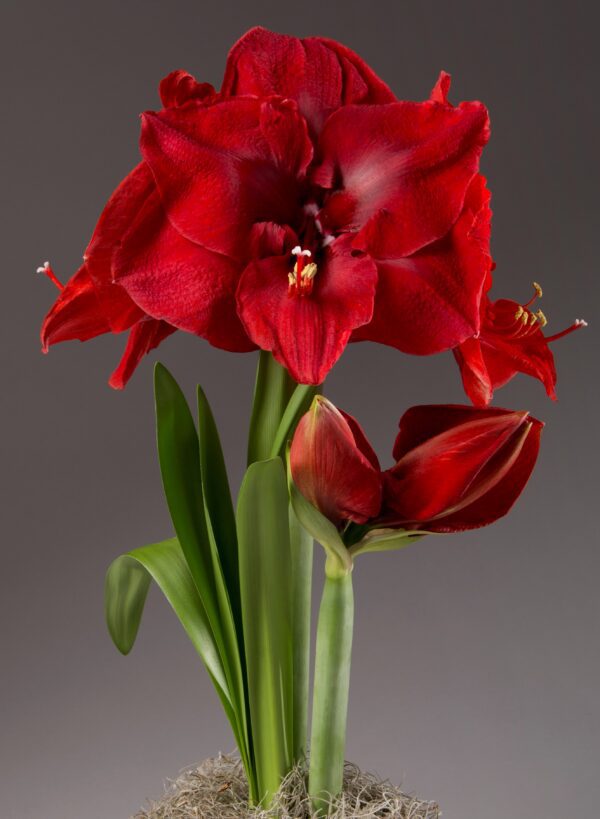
[
  {"x1": 488, "y1": 281, "x2": 588, "y2": 342},
  {"x1": 288, "y1": 246, "x2": 318, "y2": 297}
]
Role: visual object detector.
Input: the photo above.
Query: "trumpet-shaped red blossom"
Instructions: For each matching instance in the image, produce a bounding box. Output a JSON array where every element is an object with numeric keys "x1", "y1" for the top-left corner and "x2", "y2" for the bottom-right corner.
[
  {"x1": 290, "y1": 397, "x2": 542, "y2": 536},
  {"x1": 40, "y1": 27, "x2": 491, "y2": 387},
  {"x1": 454, "y1": 281, "x2": 587, "y2": 406}
]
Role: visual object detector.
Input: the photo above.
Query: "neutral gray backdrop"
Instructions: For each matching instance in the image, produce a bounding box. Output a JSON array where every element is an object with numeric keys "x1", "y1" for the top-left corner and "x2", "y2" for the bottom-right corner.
[{"x1": 2, "y1": 1, "x2": 598, "y2": 817}]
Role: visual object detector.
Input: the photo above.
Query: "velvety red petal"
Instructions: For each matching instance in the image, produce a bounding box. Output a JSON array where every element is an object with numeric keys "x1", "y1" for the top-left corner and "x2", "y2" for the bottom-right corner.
[
  {"x1": 114, "y1": 187, "x2": 254, "y2": 352},
  {"x1": 140, "y1": 97, "x2": 312, "y2": 260},
  {"x1": 221, "y1": 27, "x2": 395, "y2": 133},
  {"x1": 109, "y1": 319, "x2": 176, "y2": 389},
  {"x1": 83, "y1": 162, "x2": 152, "y2": 331},
  {"x1": 290, "y1": 396, "x2": 382, "y2": 525},
  {"x1": 316, "y1": 99, "x2": 490, "y2": 258},
  {"x1": 430, "y1": 71, "x2": 452, "y2": 104},
  {"x1": 391, "y1": 403, "x2": 519, "y2": 461},
  {"x1": 453, "y1": 337, "x2": 494, "y2": 407},
  {"x1": 423, "y1": 417, "x2": 543, "y2": 531},
  {"x1": 236, "y1": 235, "x2": 377, "y2": 384},
  {"x1": 339, "y1": 409, "x2": 381, "y2": 471},
  {"x1": 41, "y1": 264, "x2": 113, "y2": 351},
  {"x1": 352, "y1": 175, "x2": 491, "y2": 354},
  {"x1": 158, "y1": 70, "x2": 216, "y2": 108},
  {"x1": 386, "y1": 408, "x2": 530, "y2": 521}
]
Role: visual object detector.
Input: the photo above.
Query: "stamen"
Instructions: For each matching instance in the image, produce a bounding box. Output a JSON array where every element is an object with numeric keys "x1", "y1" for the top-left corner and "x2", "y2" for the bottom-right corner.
[
  {"x1": 289, "y1": 248, "x2": 318, "y2": 297},
  {"x1": 545, "y1": 318, "x2": 588, "y2": 343},
  {"x1": 524, "y1": 281, "x2": 543, "y2": 307},
  {"x1": 535, "y1": 309, "x2": 548, "y2": 327},
  {"x1": 36, "y1": 260, "x2": 64, "y2": 290},
  {"x1": 514, "y1": 305, "x2": 524, "y2": 320}
]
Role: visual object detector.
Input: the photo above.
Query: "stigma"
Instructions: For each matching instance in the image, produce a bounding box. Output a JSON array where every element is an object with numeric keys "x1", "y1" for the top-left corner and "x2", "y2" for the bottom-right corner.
[
  {"x1": 288, "y1": 246, "x2": 318, "y2": 297},
  {"x1": 36, "y1": 260, "x2": 64, "y2": 290}
]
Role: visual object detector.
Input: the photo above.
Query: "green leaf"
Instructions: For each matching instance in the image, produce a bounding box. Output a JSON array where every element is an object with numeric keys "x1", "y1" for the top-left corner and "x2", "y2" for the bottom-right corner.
[
  {"x1": 349, "y1": 528, "x2": 428, "y2": 557},
  {"x1": 247, "y1": 352, "x2": 294, "y2": 465},
  {"x1": 269, "y1": 383, "x2": 320, "y2": 460},
  {"x1": 197, "y1": 384, "x2": 241, "y2": 635},
  {"x1": 105, "y1": 538, "x2": 230, "y2": 709},
  {"x1": 237, "y1": 458, "x2": 294, "y2": 805},
  {"x1": 154, "y1": 364, "x2": 218, "y2": 619},
  {"x1": 286, "y1": 448, "x2": 352, "y2": 576}
]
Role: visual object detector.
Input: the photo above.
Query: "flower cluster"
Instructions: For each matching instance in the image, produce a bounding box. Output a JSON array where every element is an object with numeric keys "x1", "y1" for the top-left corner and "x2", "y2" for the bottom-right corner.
[{"x1": 38, "y1": 27, "x2": 585, "y2": 393}]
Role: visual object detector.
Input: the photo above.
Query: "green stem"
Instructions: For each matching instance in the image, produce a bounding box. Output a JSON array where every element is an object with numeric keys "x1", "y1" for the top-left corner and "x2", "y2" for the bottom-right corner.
[
  {"x1": 289, "y1": 507, "x2": 313, "y2": 762},
  {"x1": 247, "y1": 351, "x2": 294, "y2": 465},
  {"x1": 309, "y1": 561, "x2": 354, "y2": 815}
]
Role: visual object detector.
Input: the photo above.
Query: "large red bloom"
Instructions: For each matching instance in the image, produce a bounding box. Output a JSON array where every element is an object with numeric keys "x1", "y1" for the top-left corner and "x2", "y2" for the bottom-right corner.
[
  {"x1": 454, "y1": 281, "x2": 588, "y2": 406},
  {"x1": 290, "y1": 397, "x2": 543, "y2": 536},
  {"x1": 40, "y1": 28, "x2": 490, "y2": 386}
]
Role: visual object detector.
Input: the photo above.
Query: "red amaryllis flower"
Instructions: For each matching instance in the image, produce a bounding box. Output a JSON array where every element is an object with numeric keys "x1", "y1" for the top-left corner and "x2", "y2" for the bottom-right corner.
[
  {"x1": 290, "y1": 397, "x2": 542, "y2": 537},
  {"x1": 41, "y1": 28, "x2": 491, "y2": 386},
  {"x1": 454, "y1": 281, "x2": 588, "y2": 406}
]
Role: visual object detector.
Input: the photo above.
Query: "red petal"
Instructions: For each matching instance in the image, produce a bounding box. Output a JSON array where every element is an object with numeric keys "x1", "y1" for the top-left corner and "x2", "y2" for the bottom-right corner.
[
  {"x1": 83, "y1": 162, "x2": 152, "y2": 331},
  {"x1": 352, "y1": 175, "x2": 491, "y2": 354},
  {"x1": 109, "y1": 319, "x2": 176, "y2": 389},
  {"x1": 453, "y1": 337, "x2": 494, "y2": 407},
  {"x1": 41, "y1": 264, "x2": 113, "y2": 351},
  {"x1": 339, "y1": 410, "x2": 380, "y2": 470},
  {"x1": 140, "y1": 97, "x2": 312, "y2": 260},
  {"x1": 386, "y1": 407, "x2": 531, "y2": 522},
  {"x1": 316, "y1": 99, "x2": 490, "y2": 258},
  {"x1": 236, "y1": 235, "x2": 377, "y2": 384},
  {"x1": 290, "y1": 396, "x2": 382, "y2": 525},
  {"x1": 222, "y1": 27, "x2": 395, "y2": 133},
  {"x1": 114, "y1": 188, "x2": 254, "y2": 352},
  {"x1": 391, "y1": 403, "x2": 519, "y2": 460},
  {"x1": 480, "y1": 301, "x2": 557, "y2": 399},
  {"x1": 428, "y1": 417, "x2": 543, "y2": 531},
  {"x1": 158, "y1": 70, "x2": 216, "y2": 108},
  {"x1": 430, "y1": 71, "x2": 452, "y2": 104}
]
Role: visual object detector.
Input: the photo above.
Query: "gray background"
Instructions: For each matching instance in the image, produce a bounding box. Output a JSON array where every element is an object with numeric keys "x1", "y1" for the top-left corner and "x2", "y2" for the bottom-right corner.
[{"x1": 2, "y1": 1, "x2": 598, "y2": 817}]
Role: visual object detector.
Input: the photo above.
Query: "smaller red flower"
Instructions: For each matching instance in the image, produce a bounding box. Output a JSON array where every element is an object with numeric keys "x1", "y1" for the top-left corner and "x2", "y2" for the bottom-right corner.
[
  {"x1": 290, "y1": 398, "x2": 542, "y2": 538},
  {"x1": 454, "y1": 282, "x2": 588, "y2": 406}
]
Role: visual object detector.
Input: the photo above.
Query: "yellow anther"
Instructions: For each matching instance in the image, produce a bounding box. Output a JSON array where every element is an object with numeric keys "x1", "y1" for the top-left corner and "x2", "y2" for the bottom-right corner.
[
  {"x1": 533, "y1": 281, "x2": 543, "y2": 298},
  {"x1": 521, "y1": 311, "x2": 529, "y2": 325},
  {"x1": 302, "y1": 262, "x2": 318, "y2": 281},
  {"x1": 529, "y1": 311, "x2": 538, "y2": 325},
  {"x1": 536, "y1": 309, "x2": 548, "y2": 327},
  {"x1": 514, "y1": 305, "x2": 524, "y2": 320}
]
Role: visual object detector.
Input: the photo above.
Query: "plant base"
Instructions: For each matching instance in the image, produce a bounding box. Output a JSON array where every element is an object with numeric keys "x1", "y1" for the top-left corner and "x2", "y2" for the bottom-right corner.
[{"x1": 133, "y1": 754, "x2": 440, "y2": 818}]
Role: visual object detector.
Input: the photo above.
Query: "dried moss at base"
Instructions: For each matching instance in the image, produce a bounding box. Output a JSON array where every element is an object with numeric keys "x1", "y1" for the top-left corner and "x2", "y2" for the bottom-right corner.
[{"x1": 133, "y1": 754, "x2": 440, "y2": 819}]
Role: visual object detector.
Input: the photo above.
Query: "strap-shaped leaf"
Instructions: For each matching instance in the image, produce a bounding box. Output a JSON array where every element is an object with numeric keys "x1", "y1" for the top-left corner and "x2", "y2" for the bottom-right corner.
[
  {"x1": 105, "y1": 538, "x2": 230, "y2": 708},
  {"x1": 237, "y1": 458, "x2": 294, "y2": 805},
  {"x1": 197, "y1": 384, "x2": 241, "y2": 636}
]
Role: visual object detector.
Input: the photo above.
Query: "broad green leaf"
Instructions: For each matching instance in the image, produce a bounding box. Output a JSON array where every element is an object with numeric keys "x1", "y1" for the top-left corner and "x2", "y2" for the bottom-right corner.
[
  {"x1": 197, "y1": 384, "x2": 241, "y2": 635},
  {"x1": 286, "y1": 448, "x2": 352, "y2": 575},
  {"x1": 104, "y1": 538, "x2": 230, "y2": 708},
  {"x1": 237, "y1": 458, "x2": 294, "y2": 804},
  {"x1": 349, "y1": 528, "x2": 428, "y2": 557},
  {"x1": 247, "y1": 351, "x2": 294, "y2": 465},
  {"x1": 269, "y1": 383, "x2": 320, "y2": 460}
]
